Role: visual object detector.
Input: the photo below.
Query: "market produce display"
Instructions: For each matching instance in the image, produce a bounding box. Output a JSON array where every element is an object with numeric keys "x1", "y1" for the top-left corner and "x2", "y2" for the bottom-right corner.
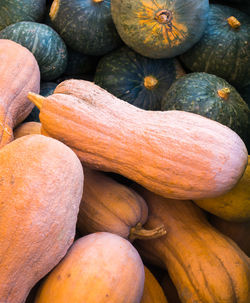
[{"x1": 0, "y1": 0, "x2": 249, "y2": 302}]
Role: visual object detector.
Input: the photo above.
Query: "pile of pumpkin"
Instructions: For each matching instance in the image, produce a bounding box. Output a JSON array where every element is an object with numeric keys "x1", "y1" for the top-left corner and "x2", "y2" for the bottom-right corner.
[{"x1": 0, "y1": 0, "x2": 250, "y2": 302}]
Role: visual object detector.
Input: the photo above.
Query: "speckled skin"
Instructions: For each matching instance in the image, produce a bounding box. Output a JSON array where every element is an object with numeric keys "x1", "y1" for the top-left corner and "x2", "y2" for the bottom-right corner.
[
  {"x1": 161, "y1": 72, "x2": 250, "y2": 144},
  {"x1": 111, "y1": 0, "x2": 209, "y2": 58},
  {"x1": 94, "y1": 46, "x2": 185, "y2": 110},
  {"x1": 0, "y1": 21, "x2": 68, "y2": 81},
  {"x1": 0, "y1": 0, "x2": 46, "y2": 31},
  {"x1": 50, "y1": 0, "x2": 122, "y2": 56},
  {"x1": 180, "y1": 4, "x2": 250, "y2": 89}
]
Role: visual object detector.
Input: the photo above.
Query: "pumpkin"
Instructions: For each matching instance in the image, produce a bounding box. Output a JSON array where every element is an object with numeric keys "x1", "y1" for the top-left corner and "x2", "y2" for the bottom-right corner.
[
  {"x1": 0, "y1": 39, "x2": 40, "y2": 148},
  {"x1": 0, "y1": 134, "x2": 83, "y2": 303},
  {"x1": 111, "y1": 0, "x2": 209, "y2": 59},
  {"x1": 49, "y1": 0, "x2": 122, "y2": 56},
  {"x1": 193, "y1": 155, "x2": 250, "y2": 222},
  {"x1": 161, "y1": 72, "x2": 250, "y2": 144},
  {"x1": 77, "y1": 168, "x2": 166, "y2": 241},
  {"x1": 14, "y1": 122, "x2": 41, "y2": 139},
  {"x1": 240, "y1": 84, "x2": 250, "y2": 106},
  {"x1": 34, "y1": 232, "x2": 145, "y2": 303},
  {"x1": 0, "y1": 0, "x2": 46, "y2": 31},
  {"x1": 180, "y1": 4, "x2": 250, "y2": 89},
  {"x1": 133, "y1": 186, "x2": 250, "y2": 303},
  {"x1": 0, "y1": 21, "x2": 68, "y2": 81},
  {"x1": 94, "y1": 46, "x2": 185, "y2": 110},
  {"x1": 160, "y1": 272, "x2": 182, "y2": 303},
  {"x1": 27, "y1": 79, "x2": 248, "y2": 200}
]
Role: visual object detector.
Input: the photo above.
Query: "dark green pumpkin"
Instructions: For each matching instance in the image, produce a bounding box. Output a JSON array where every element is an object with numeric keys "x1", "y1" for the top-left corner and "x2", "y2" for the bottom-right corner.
[
  {"x1": 161, "y1": 72, "x2": 250, "y2": 144},
  {"x1": 0, "y1": 21, "x2": 68, "y2": 81},
  {"x1": 0, "y1": 0, "x2": 46, "y2": 31},
  {"x1": 180, "y1": 4, "x2": 250, "y2": 89},
  {"x1": 111, "y1": 0, "x2": 209, "y2": 59},
  {"x1": 49, "y1": 0, "x2": 122, "y2": 56},
  {"x1": 94, "y1": 46, "x2": 185, "y2": 110},
  {"x1": 239, "y1": 84, "x2": 250, "y2": 106}
]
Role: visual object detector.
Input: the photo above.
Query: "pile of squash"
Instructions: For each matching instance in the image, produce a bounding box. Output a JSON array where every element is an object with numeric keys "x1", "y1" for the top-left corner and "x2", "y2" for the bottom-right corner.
[{"x1": 0, "y1": 0, "x2": 249, "y2": 302}]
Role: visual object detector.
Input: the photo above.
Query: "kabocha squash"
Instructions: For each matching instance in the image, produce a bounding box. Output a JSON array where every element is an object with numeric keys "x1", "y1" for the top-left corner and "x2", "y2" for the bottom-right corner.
[
  {"x1": 94, "y1": 46, "x2": 185, "y2": 110},
  {"x1": 77, "y1": 168, "x2": 166, "y2": 241},
  {"x1": 49, "y1": 0, "x2": 122, "y2": 56},
  {"x1": 0, "y1": 21, "x2": 68, "y2": 81},
  {"x1": 14, "y1": 122, "x2": 41, "y2": 139},
  {"x1": 0, "y1": 39, "x2": 40, "y2": 148},
  {"x1": 34, "y1": 232, "x2": 145, "y2": 303},
  {"x1": 0, "y1": 134, "x2": 84, "y2": 303},
  {"x1": 27, "y1": 79, "x2": 248, "y2": 200},
  {"x1": 180, "y1": 4, "x2": 250, "y2": 89},
  {"x1": 133, "y1": 186, "x2": 250, "y2": 303},
  {"x1": 193, "y1": 155, "x2": 250, "y2": 222},
  {"x1": 161, "y1": 72, "x2": 250, "y2": 144},
  {"x1": 111, "y1": 0, "x2": 209, "y2": 59}
]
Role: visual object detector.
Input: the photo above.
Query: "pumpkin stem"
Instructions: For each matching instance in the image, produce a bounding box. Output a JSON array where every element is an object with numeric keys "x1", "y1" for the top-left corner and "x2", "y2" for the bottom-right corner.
[
  {"x1": 227, "y1": 16, "x2": 241, "y2": 29},
  {"x1": 129, "y1": 223, "x2": 167, "y2": 241},
  {"x1": 218, "y1": 88, "x2": 231, "y2": 100},
  {"x1": 27, "y1": 92, "x2": 46, "y2": 110},
  {"x1": 93, "y1": 0, "x2": 104, "y2": 2},
  {"x1": 155, "y1": 9, "x2": 173, "y2": 25},
  {"x1": 144, "y1": 75, "x2": 158, "y2": 90},
  {"x1": 49, "y1": 0, "x2": 60, "y2": 20}
]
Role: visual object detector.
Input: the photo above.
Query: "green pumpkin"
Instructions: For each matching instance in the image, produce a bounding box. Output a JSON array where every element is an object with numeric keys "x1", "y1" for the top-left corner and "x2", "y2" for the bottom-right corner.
[
  {"x1": 49, "y1": 0, "x2": 122, "y2": 56},
  {"x1": 94, "y1": 46, "x2": 185, "y2": 110},
  {"x1": 0, "y1": 0, "x2": 46, "y2": 31},
  {"x1": 111, "y1": 0, "x2": 209, "y2": 59},
  {"x1": 239, "y1": 84, "x2": 250, "y2": 106},
  {"x1": 180, "y1": 4, "x2": 250, "y2": 89},
  {"x1": 0, "y1": 21, "x2": 68, "y2": 81},
  {"x1": 161, "y1": 72, "x2": 250, "y2": 144}
]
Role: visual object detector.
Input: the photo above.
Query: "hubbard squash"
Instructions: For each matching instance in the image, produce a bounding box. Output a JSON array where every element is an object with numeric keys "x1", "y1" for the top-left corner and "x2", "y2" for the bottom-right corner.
[
  {"x1": 0, "y1": 39, "x2": 40, "y2": 148},
  {"x1": 14, "y1": 121, "x2": 41, "y2": 139},
  {"x1": 77, "y1": 168, "x2": 166, "y2": 241},
  {"x1": 133, "y1": 186, "x2": 250, "y2": 303},
  {"x1": 34, "y1": 232, "x2": 145, "y2": 303},
  {"x1": 27, "y1": 79, "x2": 248, "y2": 200},
  {"x1": 0, "y1": 134, "x2": 84, "y2": 303}
]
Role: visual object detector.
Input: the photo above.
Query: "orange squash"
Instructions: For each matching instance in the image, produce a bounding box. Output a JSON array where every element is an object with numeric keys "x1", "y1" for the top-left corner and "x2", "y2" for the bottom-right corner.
[
  {"x1": 0, "y1": 39, "x2": 40, "y2": 147},
  {"x1": 77, "y1": 168, "x2": 166, "y2": 241},
  {"x1": 34, "y1": 232, "x2": 145, "y2": 303},
  {"x1": 27, "y1": 79, "x2": 248, "y2": 200},
  {"x1": 0, "y1": 134, "x2": 84, "y2": 303},
  {"x1": 160, "y1": 272, "x2": 182, "y2": 303},
  {"x1": 14, "y1": 121, "x2": 41, "y2": 139},
  {"x1": 134, "y1": 186, "x2": 250, "y2": 303}
]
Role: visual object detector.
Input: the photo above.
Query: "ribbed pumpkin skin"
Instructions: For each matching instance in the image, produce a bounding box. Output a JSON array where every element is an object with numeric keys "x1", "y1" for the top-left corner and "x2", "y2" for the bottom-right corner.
[
  {"x1": 49, "y1": 0, "x2": 122, "y2": 56},
  {"x1": 0, "y1": 39, "x2": 40, "y2": 148},
  {"x1": 94, "y1": 46, "x2": 185, "y2": 110},
  {"x1": 161, "y1": 72, "x2": 250, "y2": 143},
  {"x1": 35, "y1": 232, "x2": 145, "y2": 303},
  {"x1": 180, "y1": 4, "x2": 250, "y2": 89},
  {"x1": 0, "y1": 135, "x2": 84, "y2": 303},
  {"x1": 0, "y1": 0, "x2": 46, "y2": 31},
  {"x1": 27, "y1": 79, "x2": 248, "y2": 200},
  {"x1": 0, "y1": 21, "x2": 68, "y2": 81},
  {"x1": 111, "y1": 0, "x2": 209, "y2": 59},
  {"x1": 134, "y1": 187, "x2": 250, "y2": 303}
]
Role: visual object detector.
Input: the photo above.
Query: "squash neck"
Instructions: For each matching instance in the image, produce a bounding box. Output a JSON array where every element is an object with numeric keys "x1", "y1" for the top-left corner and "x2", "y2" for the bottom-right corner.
[
  {"x1": 129, "y1": 223, "x2": 167, "y2": 242},
  {"x1": 218, "y1": 88, "x2": 231, "y2": 100},
  {"x1": 227, "y1": 16, "x2": 241, "y2": 29},
  {"x1": 144, "y1": 75, "x2": 158, "y2": 90},
  {"x1": 49, "y1": 0, "x2": 60, "y2": 20}
]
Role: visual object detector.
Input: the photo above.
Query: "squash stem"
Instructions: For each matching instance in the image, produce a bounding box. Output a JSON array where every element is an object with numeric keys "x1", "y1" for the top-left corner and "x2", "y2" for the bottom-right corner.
[
  {"x1": 144, "y1": 75, "x2": 158, "y2": 90},
  {"x1": 93, "y1": 0, "x2": 104, "y2": 2},
  {"x1": 227, "y1": 16, "x2": 241, "y2": 29},
  {"x1": 49, "y1": 0, "x2": 60, "y2": 20},
  {"x1": 129, "y1": 223, "x2": 167, "y2": 241},
  {"x1": 217, "y1": 88, "x2": 231, "y2": 100},
  {"x1": 27, "y1": 92, "x2": 46, "y2": 110}
]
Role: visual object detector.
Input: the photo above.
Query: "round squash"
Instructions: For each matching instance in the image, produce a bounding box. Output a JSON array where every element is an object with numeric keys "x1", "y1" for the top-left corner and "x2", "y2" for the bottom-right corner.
[
  {"x1": 34, "y1": 232, "x2": 145, "y2": 303},
  {"x1": 180, "y1": 4, "x2": 250, "y2": 89},
  {"x1": 14, "y1": 122, "x2": 41, "y2": 139},
  {"x1": 94, "y1": 46, "x2": 185, "y2": 110},
  {"x1": 0, "y1": 21, "x2": 68, "y2": 81},
  {"x1": 111, "y1": 0, "x2": 209, "y2": 58},
  {"x1": 49, "y1": 0, "x2": 122, "y2": 56}
]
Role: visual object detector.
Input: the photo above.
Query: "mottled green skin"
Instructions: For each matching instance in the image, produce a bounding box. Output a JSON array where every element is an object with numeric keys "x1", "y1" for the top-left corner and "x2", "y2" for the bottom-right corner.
[
  {"x1": 0, "y1": 21, "x2": 68, "y2": 81},
  {"x1": 50, "y1": 0, "x2": 122, "y2": 56},
  {"x1": 111, "y1": 0, "x2": 209, "y2": 59},
  {"x1": 0, "y1": 0, "x2": 46, "y2": 31},
  {"x1": 180, "y1": 4, "x2": 250, "y2": 89},
  {"x1": 94, "y1": 46, "x2": 185, "y2": 110},
  {"x1": 161, "y1": 72, "x2": 250, "y2": 143},
  {"x1": 239, "y1": 84, "x2": 250, "y2": 106}
]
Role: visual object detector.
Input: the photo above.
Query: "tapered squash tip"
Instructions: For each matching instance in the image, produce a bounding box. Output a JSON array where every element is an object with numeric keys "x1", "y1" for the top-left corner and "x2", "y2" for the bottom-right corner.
[{"x1": 27, "y1": 92, "x2": 45, "y2": 109}]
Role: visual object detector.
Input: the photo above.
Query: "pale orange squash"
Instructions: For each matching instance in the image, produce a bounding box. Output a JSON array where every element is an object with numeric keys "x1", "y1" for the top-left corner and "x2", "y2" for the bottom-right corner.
[
  {"x1": 0, "y1": 39, "x2": 40, "y2": 147},
  {"x1": 27, "y1": 79, "x2": 248, "y2": 200},
  {"x1": 34, "y1": 232, "x2": 145, "y2": 303},
  {"x1": 14, "y1": 121, "x2": 41, "y2": 139},
  {"x1": 0, "y1": 134, "x2": 84, "y2": 303}
]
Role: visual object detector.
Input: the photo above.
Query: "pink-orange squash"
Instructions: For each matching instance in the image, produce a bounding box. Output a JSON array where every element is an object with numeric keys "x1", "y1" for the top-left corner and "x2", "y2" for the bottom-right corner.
[{"x1": 13, "y1": 121, "x2": 41, "y2": 139}]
